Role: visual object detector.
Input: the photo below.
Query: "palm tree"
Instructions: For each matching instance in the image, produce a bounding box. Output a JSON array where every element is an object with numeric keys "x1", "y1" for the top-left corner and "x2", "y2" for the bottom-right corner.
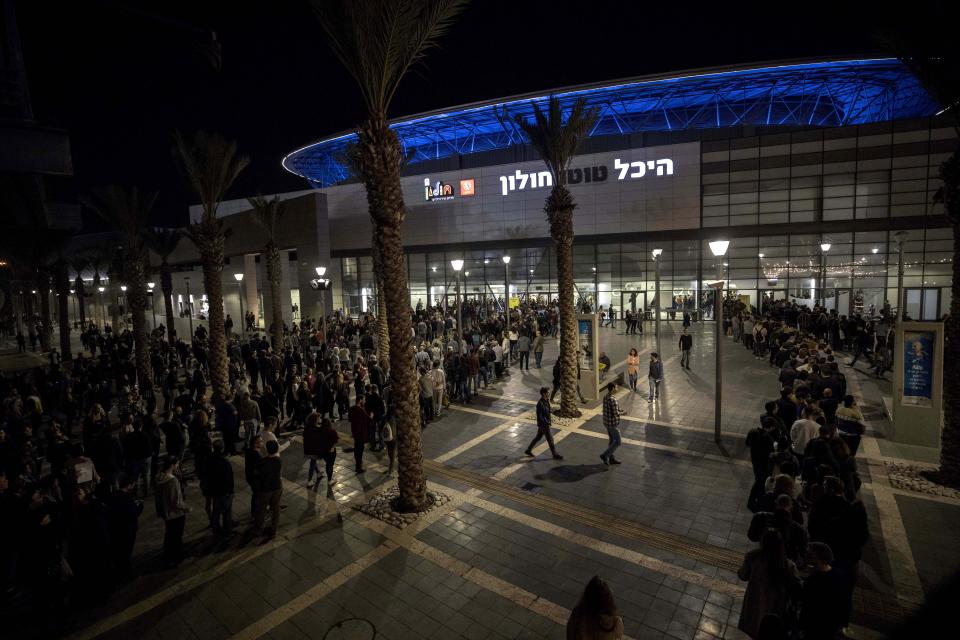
[
  {"x1": 312, "y1": 0, "x2": 466, "y2": 511},
  {"x1": 508, "y1": 96, "x2": 598, "y2": 418},
  {"x1": 144, "y1": 228, "x2": 183, "y2": 343},
  {"x1": 174, "y1": 131, "x2": 249, "y2": 401},
  {"x1": 247, "y1": 196, "x2": 286, "y2": 351},
  {"x1": 83, "y1": 186, "x2": 157, "y2": 387}
]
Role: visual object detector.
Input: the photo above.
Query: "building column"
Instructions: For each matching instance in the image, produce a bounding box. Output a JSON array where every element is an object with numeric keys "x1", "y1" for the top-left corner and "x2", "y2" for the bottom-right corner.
[{"x1": 243, "y1": 254, "x2": 259, "y2": 328}]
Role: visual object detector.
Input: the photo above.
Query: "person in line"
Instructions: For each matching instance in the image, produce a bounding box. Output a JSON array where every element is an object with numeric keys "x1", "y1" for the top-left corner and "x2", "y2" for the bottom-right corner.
[
  {"x1": 678, "y1": 327, "x2": 693, "y2": 371},
  {"x1": 524, "y1": 387, "x2": 564, "y2": 460},
  {"x1": 566, "y1": 575, "x2": 624, "y2": 639},
  {"x1": 625, "y1": 348, "x2": 640, "y2": 392},
  {"x1": 517, "y1": 331, "x2": 531, "y2": 370},
  {"x1": 745, "y1": 418, "x2": 776, "y2": 512},
  {"x1": 799, "y1": 542, "x2": 850, "y2": 640},
  {"x1": 244, "y1": 434, "x2": 263, "y2": 519},
  {"x1": 647, "y1": 352, "x2": 663, "y2": 403},
  {"x1": 600, "y1": 383, "x2": 624, "y2": 466},
  {"x1": 254, "y1": 439, "x2": 283, "y2": 538},
  {"x1": 155, "y1": 455, "x2": 190, "y2": 568},
  {"x1": 737, "y1": 529, "x2": 800, "y2": 639}
]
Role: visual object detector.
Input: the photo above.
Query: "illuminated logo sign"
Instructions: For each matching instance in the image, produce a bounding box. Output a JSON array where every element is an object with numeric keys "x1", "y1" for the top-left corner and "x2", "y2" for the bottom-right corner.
[
  {"x1": 498, "y1": 157, "x2": 675, "y2": 196},
  {"x1": 614, "y1": 158, "x2": 673, "y2": 179},
  {"x1": 423, "y1": 177, "x2": 475, "y2": 202}
]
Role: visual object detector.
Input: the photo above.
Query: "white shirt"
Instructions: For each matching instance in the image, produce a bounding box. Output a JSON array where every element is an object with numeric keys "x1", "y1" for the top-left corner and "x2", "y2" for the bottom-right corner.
[
  {"x1": 492, "y1": 345, "x2": 504, "y2": 363},
  {"x1": 432, "y1": 368, "x2": 445, "y2": 388},
  {"x1": 790, "y1": 419, "x2": 820, "y2": 452}
]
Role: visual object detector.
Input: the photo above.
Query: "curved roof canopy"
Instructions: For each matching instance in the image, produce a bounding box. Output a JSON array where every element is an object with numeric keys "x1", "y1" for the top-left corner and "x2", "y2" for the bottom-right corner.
[{"x1": 283, "y1": 58, "x2": 939, "y2": 188}]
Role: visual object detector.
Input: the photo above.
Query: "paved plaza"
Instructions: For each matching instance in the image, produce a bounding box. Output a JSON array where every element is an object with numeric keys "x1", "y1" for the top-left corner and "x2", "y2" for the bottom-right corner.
[{"x1": 10, "y1": 322, "x2": 959, "y2": 640}]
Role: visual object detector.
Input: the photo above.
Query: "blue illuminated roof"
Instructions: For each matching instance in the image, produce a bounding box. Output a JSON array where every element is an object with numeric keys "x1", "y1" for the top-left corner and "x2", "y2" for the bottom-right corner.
[{"x1": 283, "y1": 58, "x2": 939, "y2": 188}]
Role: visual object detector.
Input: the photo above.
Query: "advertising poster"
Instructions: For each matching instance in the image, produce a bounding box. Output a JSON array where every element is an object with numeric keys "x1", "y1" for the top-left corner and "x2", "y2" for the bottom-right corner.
[
  {"x1": 509, "y1": 297, "x2": 520, "y2": 309},
  {"x1": 578, "y1": 318, "x2": 594, "y2": 372},
  {"x1": 902, "y1": 330, "x2": 935, "y2": 407}
]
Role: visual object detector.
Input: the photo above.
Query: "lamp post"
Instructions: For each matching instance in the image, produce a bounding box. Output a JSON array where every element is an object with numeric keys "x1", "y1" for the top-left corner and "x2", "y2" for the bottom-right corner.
[
  {"x1": 709, "y1": 240, "x2": 730, "y2": 442},
  {"x1": 185, "y1": 277, "x2": 193, "y2": 342},
  {"x1": 502, "y1": 255, "x2": 511, "y2": 369},
  {"x1": 451, "y1": 259, "x2": 464, "y2": 353},
  {"x1": 120, "y1": 285, "x2": 127, "y2": 329},
  {"x1": 315, "y1": 266, "x2": 327, "y2": 344},
  {"x1": 652, "y1": 248, "x2": 663, "y2": 355},
  {"x1": 97, "y1": 286, "x2": 105, "y2": 329},
  {"x1": 69, "y1": 289, "x2": 76, "y2": 328},
  {"x1": 894, "y1": 231, "x2": 908, "y2": 322},
  {"x1": 234, "y1": 273, "x2": 245, "y2": 341},
  {"x1": 147, "y1": 282, "x2": 156, "y2": 331},
  {"x1": 819, "y1": 242, "x2": 831, "y2": 308}
]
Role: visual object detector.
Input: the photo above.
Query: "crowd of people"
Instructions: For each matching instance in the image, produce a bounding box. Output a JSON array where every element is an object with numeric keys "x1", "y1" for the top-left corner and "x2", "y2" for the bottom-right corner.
[
  {"x1": 735, "y1": 299, "x2": 872, "y2": 640},
  {"x1": 0, "y1": 292, "x2": 892, "y2": 637}
]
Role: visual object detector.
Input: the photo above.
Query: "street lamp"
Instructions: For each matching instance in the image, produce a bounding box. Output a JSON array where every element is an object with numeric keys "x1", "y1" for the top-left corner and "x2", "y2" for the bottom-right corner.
[
  {"x1": 709, "y1": 239, "x2": 730, "y2": 443},
  {"x1": 502, "y1": 255, "x2": 511, "y2": 368},
  {"x1": 97, "y1": 286, "x2": 105, "y2": 329},
  {"x1": 652, "y1": 248, "x2": 663, "y2": 354},
  {"x1": 894, "y1": 231, "x2": 908, "y2": 322},
  {"x1": 185, "y1": 277, "x2": 193, "y2": 342},
  {"x1": 451, "y1": 259, "x2": 464, "y2": 353},
  {"x1": 316, "y1": 266, "x2": 327, "y2": 343},
  {"x1": 148, "y1": 282, "x2": 156, "y2": 331},
  {"x1": 819, "y1": 242, "x2": 831, "y2": 308},
  {"x1": 234, "y1": 273, "x2": 245, "y2": 340},
  {"x1": 120, "y1": 285, "x2": 128, "y2": 330}
]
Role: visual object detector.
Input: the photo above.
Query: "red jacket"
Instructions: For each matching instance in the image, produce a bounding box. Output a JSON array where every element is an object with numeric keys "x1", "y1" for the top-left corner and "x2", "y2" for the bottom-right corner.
[
  {"x1": 349, "y1": 406, "x2": 371, "y2": 442},
  {"x1": 303, "y1": 423, "x2": 338, "y2": 456}
]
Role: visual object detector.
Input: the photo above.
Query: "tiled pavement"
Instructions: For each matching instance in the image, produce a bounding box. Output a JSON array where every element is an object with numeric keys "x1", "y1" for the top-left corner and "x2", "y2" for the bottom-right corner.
[{"x1": 19, "y1": 322, "x2": 960, "y2": 639}]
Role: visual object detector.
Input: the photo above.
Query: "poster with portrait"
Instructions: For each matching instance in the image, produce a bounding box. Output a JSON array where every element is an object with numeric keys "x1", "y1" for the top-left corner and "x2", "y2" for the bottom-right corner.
[
  {"x1": 578, "y1": 318, "x2": 594, "y2": 372},
  {"x1": 902, "y1": 330, "x2": 935, "y2": 407}
]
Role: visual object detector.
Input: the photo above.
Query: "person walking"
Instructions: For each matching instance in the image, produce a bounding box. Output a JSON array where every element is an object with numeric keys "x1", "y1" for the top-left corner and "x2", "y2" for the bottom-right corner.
[
  {"x1": 524, "y1": 387, "x2": 563, "y2": 460},
  {"x1": 566, "y1": 575, "x2": 624, "y2": 639},
  {"x1": 533, "y1": 332, "x2": 544, "y2": 368},
  {"x1": 155, "y1": 455, "x2": 189, "y2": 568},
  {"x1": 600, "y1": 383, "x2": 624, "y2": 466},
  {"x1": 303, "y1": 412, "x2": 325, "y2": 486},
  {"x1": 626, "y1": 348, "x2": 640, "y2": 392},
  {"x1": 647, "y1": 352, "x2": 663, "y2": 403},
  {"x1": 678, "y1": 327, "x2": 693, "y2": 370},
  {"x1": 253, "y1": 439, "x2": 283, "y2": 538}
]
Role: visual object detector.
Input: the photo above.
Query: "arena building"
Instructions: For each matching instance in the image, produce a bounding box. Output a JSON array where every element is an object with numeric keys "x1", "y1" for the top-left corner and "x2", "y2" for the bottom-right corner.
[{"x1": 153, "y1": 57, "x2": 953, "y2": 334}]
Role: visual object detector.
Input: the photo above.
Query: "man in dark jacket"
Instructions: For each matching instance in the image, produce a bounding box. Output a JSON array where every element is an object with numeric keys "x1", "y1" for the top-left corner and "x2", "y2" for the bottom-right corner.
[
  {"x1": 745, "y1": 418, "x2": 776, "y2": 511},
  {"x1": 106, "y1": 474, "x2": 142, "y2": 580},
  {"x1": 254, "y1": 439, "x2": 283, "y2": 537},
  {"x1": 203, "y1": 441, "x2": 235, "y2": 536}
]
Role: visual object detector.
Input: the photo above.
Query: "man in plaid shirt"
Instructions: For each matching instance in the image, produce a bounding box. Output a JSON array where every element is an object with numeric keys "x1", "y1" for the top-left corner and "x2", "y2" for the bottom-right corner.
[
  {"x1": 601, "y1": 382, "x2": 624, "y2": 466},
  {"x1": 524, "y1": 387, "x2": 563, "y2": 460}
]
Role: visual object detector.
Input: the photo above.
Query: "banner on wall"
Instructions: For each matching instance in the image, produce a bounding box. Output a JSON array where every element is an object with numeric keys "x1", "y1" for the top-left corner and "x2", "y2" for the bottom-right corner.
[
  {"x1": 509, "y1": 297, "x2": 520, "y2": 309},
  {"x1": 578, "y1": 318, "x2": 594, "y2": 372},
  {"x1": 902, "y1": 330, "x2": 935, "y2": 407}
]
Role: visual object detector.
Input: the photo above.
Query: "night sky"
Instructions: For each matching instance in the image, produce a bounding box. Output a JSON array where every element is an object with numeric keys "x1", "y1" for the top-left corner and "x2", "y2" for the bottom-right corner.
[{"x1": 14, "y1": 0, "x2": 947, "y2": 230}]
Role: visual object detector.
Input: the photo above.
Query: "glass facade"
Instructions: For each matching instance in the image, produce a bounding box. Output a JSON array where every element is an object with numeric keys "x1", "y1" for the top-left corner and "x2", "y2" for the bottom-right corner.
[{"x1": 336, "y1": 227, "x2": 951, "y2": 322}]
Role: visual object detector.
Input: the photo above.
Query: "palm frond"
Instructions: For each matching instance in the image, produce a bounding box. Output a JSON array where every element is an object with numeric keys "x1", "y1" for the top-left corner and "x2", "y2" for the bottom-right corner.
[
  {"x1": 312, "y1": 0, "x2": 468, "y2": 117},
  {"x1": 247, "y1": 195, "x2": 286, "y2": 244},
  {"x1": 81, "y1": 185, "x2": 157, "y2": 251},
  {"x1": 144, "y1": 227, "x2": 184, "y2": 261},
  {"x1": 506, "y1": 96, "x2": 598, "y2": 181},
  {"x1": 173, "y1": 130, "x2": 250, "y2": 222}
]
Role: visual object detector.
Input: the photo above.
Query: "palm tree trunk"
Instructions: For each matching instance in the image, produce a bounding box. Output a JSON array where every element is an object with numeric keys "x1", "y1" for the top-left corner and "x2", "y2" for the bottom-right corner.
[
  {"x1": 940, "y1": 214, "x2": 960, "y2": 483},
  {"x1": 357, "y1": 118, "x2": 427, "y2": 511},
  {"x1": 265, "y1": 243, "x2": 284, "y2": 351},
  {"x1": 37, "y1": 270, "x2": 52, "y2": 352},
  {"x1": 549, "y1": 187, "x2": 581, "y2": 418},
  {"x1": 55, "y1": 261, "x2": 72, "y2": 360},
  {"x1": 160, "y1": 263, "x2": 176, "y2": 343},
  {"x1": 197, "y1": 227, "x2": 231, "y2": 401},
  {"x1": 126, "y1": 250, "x2": 152, "y2": 387},
  {"x1": 372, "y1": 235, "x2": 390, "y2": 370}
]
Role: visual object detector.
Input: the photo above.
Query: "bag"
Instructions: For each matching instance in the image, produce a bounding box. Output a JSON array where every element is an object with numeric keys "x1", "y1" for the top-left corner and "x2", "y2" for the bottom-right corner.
[{"x1": 442, "y1": 392, "x2": 450, "y2": 408}]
